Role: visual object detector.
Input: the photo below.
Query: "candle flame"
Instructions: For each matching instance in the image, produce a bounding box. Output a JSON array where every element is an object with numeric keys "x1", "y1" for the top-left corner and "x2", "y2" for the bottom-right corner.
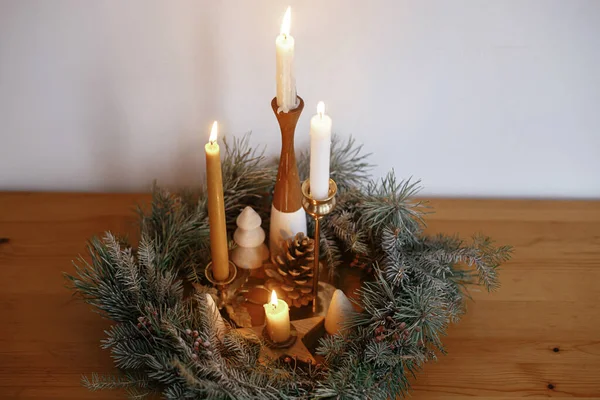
[
  {"x1": 280, "y1": 6, "x2": 291, "y2": 37},
  {"x1": 209, "y1": 121, "x2": 218, "y2": 143},
  {"x1": 317, "y1": 101, "x2": 325, "y2": 119},
  {"x1": 270, "y1": 290, "x2": 278, "y2": 307}
]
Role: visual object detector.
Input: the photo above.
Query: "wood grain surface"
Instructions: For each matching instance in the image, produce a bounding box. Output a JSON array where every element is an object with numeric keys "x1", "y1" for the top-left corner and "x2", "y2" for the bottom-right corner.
[{"x1": 0, "y1": 193, "x2": 599, "y2": 399}]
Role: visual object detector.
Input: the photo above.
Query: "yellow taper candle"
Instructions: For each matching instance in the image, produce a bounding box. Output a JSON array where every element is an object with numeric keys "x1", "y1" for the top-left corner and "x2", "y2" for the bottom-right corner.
[
  {"x1": 264, "y1": 290, "x2": 291, "y2": 343},
  {"x1": 205, "y1": 121, "x2": 230, "y2": 281}
]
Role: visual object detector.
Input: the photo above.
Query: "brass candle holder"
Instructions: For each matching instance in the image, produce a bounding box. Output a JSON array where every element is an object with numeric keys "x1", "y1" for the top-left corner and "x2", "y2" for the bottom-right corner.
[
  {"x1": 301, "y1": 179, "x2": 338, "y2": 312},
  {"x1": 204, "y1": 261, "x2": 238, "y2": 309}
]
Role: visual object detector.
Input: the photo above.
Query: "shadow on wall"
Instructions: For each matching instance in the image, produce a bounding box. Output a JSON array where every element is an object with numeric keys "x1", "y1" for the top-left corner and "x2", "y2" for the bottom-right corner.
[
  {"x1": 82, "y1": 3, "x2": 219, "y2": 192},
  {"x1": 86, "y1": 79, "x2": 131, "y2": 191}
]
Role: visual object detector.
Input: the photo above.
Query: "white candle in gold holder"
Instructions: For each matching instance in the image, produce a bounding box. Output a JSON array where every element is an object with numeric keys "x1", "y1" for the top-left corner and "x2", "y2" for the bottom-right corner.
[
  {"x1": 263, "y1": 290, "x2": 291, "y2": 343},
  {"x1": 309, "y1": 101, "x2": 333, "y2": 200}
]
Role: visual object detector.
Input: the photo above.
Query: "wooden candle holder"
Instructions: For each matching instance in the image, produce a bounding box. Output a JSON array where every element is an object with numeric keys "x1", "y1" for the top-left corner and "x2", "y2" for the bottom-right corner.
[
  {"x1": 262, "y1": 323, "x2": 298, "y2": 349},
  {"x1": 269, "y1": 96, "x2": 307, "y2": 255},
  {"x1": 271, "y1": 96, "x2": 304, "y2": 213},
  {"x1": 236, "y1": 316, "x2": 325, "y2": 365}
]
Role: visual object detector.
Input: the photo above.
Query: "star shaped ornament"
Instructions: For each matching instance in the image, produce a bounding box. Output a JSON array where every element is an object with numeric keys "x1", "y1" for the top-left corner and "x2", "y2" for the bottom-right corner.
[{"x1": 235, "y1": 316, "x2": 325, "y2": 365}]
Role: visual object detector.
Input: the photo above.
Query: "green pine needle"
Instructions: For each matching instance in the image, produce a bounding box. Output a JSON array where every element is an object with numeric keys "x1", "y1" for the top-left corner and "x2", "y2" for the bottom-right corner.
[{"x1": 65, "y1": 133, "x2": 512, "y2": 399}]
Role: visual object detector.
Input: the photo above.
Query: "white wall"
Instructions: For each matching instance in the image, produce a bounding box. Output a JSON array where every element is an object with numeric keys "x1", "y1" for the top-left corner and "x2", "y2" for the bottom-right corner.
[{"x1": 1, "y1": 0, "x2": 599, "y2": 198}]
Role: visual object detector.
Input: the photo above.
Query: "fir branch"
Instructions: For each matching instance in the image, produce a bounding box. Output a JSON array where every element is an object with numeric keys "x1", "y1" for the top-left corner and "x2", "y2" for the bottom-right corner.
[
  {"x1": 298, "y1": 135, "x2": 373, "y2": 192},
  {"x1": 221, "y1": 134, "x2": 277, "y2": 231},
  {"x1": 359, "y1": 173, "x2": 426, "y2": 241},
  {"x1": 138, "y1": 185, "x2": 211, "y2": 279},
  {"x1": 65, "y1": 234, "x2": 141, "y2": 323},
  {"x1": 319, "y1": 224, "x2": 343, "y2": 279},
  {"x1": 417, "y1": 233, "x2": 512, "y2": 291},
  {"x1": 65, "y1": 134, "x2": 512, "y2": 400},
  {"x1": 327, "y1": 210, "x2": 369, "y2": 255},
  {"x1": 329, "y1": 135, "x2": 373, "y2": 191},
  {"x1": 81, "y1": 372, "x2": 150, "y2": 392}
]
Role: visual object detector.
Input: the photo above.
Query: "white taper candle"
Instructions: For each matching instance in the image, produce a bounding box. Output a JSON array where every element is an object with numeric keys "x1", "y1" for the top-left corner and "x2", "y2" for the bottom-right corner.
[
  {"x1": 309, "y1": 101, "x2": 333, "y2": 199},
  {"x1": 275, "y1": 7, "x2": 298, "y2": 113}
]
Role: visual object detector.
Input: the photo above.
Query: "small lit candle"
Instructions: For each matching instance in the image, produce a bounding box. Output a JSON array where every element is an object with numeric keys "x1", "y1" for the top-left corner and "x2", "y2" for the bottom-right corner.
[
  {"x1": 263, "y1": 290, "x2": 291, "y2": 343},
  {"x1": 205, "y1": 121, "x2": 230, "y2": 281},
  {"x1": 275, "y1": 6, "x2": 298, "y2": 113},
  {"x1": 309, "y1": 101, "x2": 333, "y2": 199}
]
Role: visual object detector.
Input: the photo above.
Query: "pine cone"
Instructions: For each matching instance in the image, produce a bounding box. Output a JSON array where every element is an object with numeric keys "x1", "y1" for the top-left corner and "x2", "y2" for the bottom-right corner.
[{"x1": 265, "y1": 233, "x2": 315, "y2": 308}]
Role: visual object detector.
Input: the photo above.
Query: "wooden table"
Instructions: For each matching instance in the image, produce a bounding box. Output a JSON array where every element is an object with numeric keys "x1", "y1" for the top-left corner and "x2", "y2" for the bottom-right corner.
[{"x1": 1, "y1": 193, "x2": 599, "y2": 399}]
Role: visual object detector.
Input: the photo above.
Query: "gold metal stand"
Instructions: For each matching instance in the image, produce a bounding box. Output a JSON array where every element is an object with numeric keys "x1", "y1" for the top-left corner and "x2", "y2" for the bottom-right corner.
[
  {"x1": 301, "y1": 179, "x2": 338, "y2": 312},
  {"x1": 204, "y1": 261, "x2": 237, "y2": 309}
]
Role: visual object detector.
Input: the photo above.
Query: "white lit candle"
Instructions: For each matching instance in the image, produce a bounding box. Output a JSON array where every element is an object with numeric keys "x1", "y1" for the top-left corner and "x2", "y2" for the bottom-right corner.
[
  {"x1": 263, "y1": 290, "x2": 291, "y2": 343},
  {"x1": 309, "y1": 101, "x2": 333, "y2": 199},
  {"x1": 275, "y1": 6, "x2": 298, "y2": 113}
]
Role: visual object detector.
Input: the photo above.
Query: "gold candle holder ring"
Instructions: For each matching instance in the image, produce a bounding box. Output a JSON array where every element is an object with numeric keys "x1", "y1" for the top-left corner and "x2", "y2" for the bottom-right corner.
[
  {"x1": 204, "y1": 261, "x2": 237, "y2": 309},
  {"x1": 301, "y1": 179, "x2": 338, "y2": 312}
]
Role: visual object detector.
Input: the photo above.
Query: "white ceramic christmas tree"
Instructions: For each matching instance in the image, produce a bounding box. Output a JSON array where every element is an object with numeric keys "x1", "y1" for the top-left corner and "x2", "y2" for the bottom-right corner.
[
  {"x1": 231, "y1": 206, "x2": 269, "y2": 269},
  {"x1": 325, "y1": 289, "x2": 354, "y2": 335}
]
